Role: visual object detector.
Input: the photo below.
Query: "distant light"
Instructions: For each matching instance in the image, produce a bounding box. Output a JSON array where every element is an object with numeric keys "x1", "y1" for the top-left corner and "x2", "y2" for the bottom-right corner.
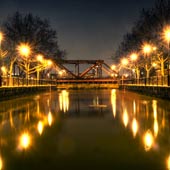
[
  {"x1": 111, "y1": 65, "x2": 116, "y2": 70},
  {"x1": 143, "y1": 44, "x2": 152, "y2": 55},
  {"x1": 0, "y1": 32, "x2": 3, "y2": 42},
  {"x1": 122, "y1": 109, "x2": 129, "y2": 127},
  {"x1": 48, "y1": 111, "x2": 53, "y2": 126},
  {"x1": 37, "y1": 121, "x2": 44, "y2": 135},
  {"x1": 17, "y1": 43, "x2": 31, "y2": 57},
  {"x1": 131, "y1": 118, "x2": 138, "y2": 137},
  {"x1": 130, "y1": 53, "x2": 138, "y2": 61},
  {"x1": 143, "y1": 130, "x2": 154, "y2": 151},
  {"x1": 0, "y1": 155, "x2": 3, "y2": 170},
  {"x1": 19, "y1": 132, "x2": 31, "y2": 149},
  {"x1": 37, "y1": 54, "x2": 44, "y2": 62},
  {"x1": 163, "y1": 26, "x2": 170, "y2": 43},
  {"x1": 121, "y1": 58, "x2": 128, "y2": 66},
  {"x1": 166, "y1": 155, "x2": 170, "y2": 170}
]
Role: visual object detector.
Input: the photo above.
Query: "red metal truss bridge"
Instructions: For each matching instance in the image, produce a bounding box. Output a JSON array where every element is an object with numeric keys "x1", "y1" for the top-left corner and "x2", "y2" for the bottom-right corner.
[{"x1": 54, "y1": 60, "x2": 117, "y2": 79}]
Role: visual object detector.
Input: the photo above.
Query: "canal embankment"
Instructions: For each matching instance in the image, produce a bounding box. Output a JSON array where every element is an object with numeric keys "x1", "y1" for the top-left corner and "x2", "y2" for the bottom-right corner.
[
  {"x1": 0, "y1": 85, "x2": 56, "y2": 100},
  {"x1": 120, "y1": 84, "x2": 170, "y2": 99}
]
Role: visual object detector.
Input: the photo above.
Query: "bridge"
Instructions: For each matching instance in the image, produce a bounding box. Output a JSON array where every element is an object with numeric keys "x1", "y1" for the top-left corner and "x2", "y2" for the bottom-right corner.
[{"x1": 54, "y1": 59, "x2": 117, "y2": 79}]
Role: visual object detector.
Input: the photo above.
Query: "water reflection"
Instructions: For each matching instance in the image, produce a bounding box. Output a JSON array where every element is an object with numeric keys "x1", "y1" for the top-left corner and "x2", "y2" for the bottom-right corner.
[
  {"x1": 59, "y1": 90, "x2": 69, "y2": 113},
  {"x1": 122, "y1": 108, "x2": 129, "y2": 128},
  {"x1": 143, "y1": 130, "x2": 154, "y2": 151},
  {"x1": 48, "y1": 111, "x2": 53, "y2": 126},
  {"x1": 18, "y1": 132, "x2": 31, "y2": 150},
  {"x1": 0, "y1": 155, "x2": 3, "y2": 170},
  {"x1": 37, "y1": 121, "x2": 44, "y2": 135},
  {"x1": 0, "y1": 90, "x2": 170, "y2": 169},
  {"x1": 131, "y1": 118, "x2": 138, "y2": 138},
  {"x1": 166, "y1": 155, "x2": 170, "y2": 170},
  {"x1": 111, "y1": 89, "x2": 116, "y2": 118}
]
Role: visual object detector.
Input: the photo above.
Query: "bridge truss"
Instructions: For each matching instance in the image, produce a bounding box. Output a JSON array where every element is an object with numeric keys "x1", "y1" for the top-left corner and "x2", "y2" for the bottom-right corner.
[{"x1": 55, "y1": 60, "x2": 117, "y2": 79}]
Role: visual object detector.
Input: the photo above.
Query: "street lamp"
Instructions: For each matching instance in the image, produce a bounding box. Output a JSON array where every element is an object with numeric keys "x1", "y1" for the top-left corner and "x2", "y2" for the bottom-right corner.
[
  {"x1": 36, "y1": 54, "x2": 52, "y2": 85},
  {"x1": 163, "y1": 26, "x2": 170, "y2": 86},
  {"x1": 17, "y1": 43, "x2": 31, "y2": 85},
  {"x1": 130, "y1": 53, "x2": 139, "y2": 84},
  {"x1": 142, "y1": 44, "x2": 152, "y2": 85},
  {"x1": 36, "y1": 54, "x2": 44, "y2": 85}
]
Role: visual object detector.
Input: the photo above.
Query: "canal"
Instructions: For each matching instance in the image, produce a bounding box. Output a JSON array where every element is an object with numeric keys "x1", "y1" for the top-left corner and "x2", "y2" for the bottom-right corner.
[{"x1": 0, "y1": 89, "x2": 170, "y2": 169}]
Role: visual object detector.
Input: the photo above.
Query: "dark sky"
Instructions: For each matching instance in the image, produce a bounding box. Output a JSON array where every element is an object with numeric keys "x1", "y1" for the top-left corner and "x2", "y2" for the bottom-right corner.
[{"x1": 0, "y1": 0, "x2": 156, "y2": 63}]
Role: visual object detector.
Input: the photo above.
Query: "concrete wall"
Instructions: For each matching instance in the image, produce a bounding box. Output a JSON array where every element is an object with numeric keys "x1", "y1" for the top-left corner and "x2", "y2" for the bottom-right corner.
[
  {"x1": 120, "y1": 85, "x2": 170, "y2": 99},
  {"x1": 0, "y1": 85, "x2": 55, "y2": 101}
]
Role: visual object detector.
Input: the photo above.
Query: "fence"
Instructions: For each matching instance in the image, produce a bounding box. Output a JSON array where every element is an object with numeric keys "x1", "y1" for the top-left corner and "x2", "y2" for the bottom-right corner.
[
  {"x1": 121, "y1": 75, "x2": 170, "y2": 86},
  {"x1": 1, "y1": 76, "x2": 56, "y2": 87}
]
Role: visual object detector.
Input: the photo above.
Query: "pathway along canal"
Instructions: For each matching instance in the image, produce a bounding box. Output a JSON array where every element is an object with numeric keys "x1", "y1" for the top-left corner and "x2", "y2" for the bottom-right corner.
[{"x1": 0, "y1": 89, "x2": 169, "y2": 169}]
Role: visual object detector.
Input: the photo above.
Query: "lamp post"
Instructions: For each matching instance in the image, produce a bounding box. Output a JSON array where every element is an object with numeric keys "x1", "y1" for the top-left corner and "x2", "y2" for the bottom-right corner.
[
  {"x1": 130, "y1": 53, "x2": 138, "y2": 84},
  {"x1": 121, "y1": 58, "x2": 129, "y2": 85},
  {"x1": 36, "y1": 54, "x2": 44, "y2": 85},
  {"x1": 143, "y1": 44, "x2": 152, "y2": 85},
  {"x1": 17, "y1": 43, "x2": 31, "y2": 85},
  {"x1": 163, "y1": 26, "x2": 170, "y2": 86},
  {"x1": 36, "y1": 54, "x2": 52, "y2": 85}
]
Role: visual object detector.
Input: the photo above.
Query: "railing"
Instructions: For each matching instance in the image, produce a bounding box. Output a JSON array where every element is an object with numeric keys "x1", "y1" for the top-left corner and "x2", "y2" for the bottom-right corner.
[
  {"x1": 1, "y1": 76, "x2": 56, "y2": 87},
  {"x1": 121, "y1": 75, "x2": 170, "y2": 86},
  {"x1": 2, "y1": 75, "x2": 169, "y2": 87}
]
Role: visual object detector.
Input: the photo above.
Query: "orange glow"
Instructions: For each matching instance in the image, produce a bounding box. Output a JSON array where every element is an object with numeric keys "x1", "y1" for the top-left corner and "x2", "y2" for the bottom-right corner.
[
  {"x1": 59, "y1": 90, "x2": 69, "y2": 112},
  {"x1": 166, "y1": 155, "x2": 170, "y2": 170},
  {"x1": 37, "y1": 54, "x2": 44, "y2": 62},
  {"x1": 0, "y1": 32, "x2": 3, "y2": 42},
  {"x1": 17, "y1": 43, "x2": 31, "y2": 57},
  {"x1": 153, "y1": 119, "x2": 159, "y2": 137},
  {"x1": 0, "y1": 155, "x2": 3, "y2": 170},
  {"x1": 143, "y1": 44, "x2": 152, "y2": 55},
  {"x1": 130, "y1": 53, "x2": 138, "y2": 61},
  {"x1": 121, "y1": 58, "x2": 128, "y2": 66},
  {"x1": 19, "y1": 132, "x2": 31, "y2": 150},
  {"x1": 48, "y1": 111, "x2": 53, "y2": 126},
  {"x1": 131, "y1": 118, "x2": 138, "y2": 137},
  {"x1": 111, "y1": 89, "x2": 116, "y2": 118},
  {"x1": 143, "y1": 130, "x2": 154, "y2": 151},
  {"x1": 37, "y1": 121, "x2": 44, "y2": 135},
  {"x1": 163, "y1": 26, "x2": 170, "y2": 43},
  {"x1": 111, "y1": 65, "x2": 116, "y2": 70},
  {"x1": 122, "y1": 109, "x2": 129, "y2": 127}
]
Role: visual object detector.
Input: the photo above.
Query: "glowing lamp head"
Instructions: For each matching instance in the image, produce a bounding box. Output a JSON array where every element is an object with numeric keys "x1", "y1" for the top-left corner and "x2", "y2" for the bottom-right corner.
[
  {"x1": 47, "y1": 60, "x2": 52, "y2": 66},
  {"x1": 121, "y1": 58, "x2": 128, "y2": 66},
  {"x1": 143, "y1": 44, "x2": 151, "y2": 55},
  {"x1": 37, "y1": 54, "x2": 44, "y2": 62},
  {"x1": 130, "y1": 53, "x2": 138, "y2": 61},
  {"x1": 0, "y1": 32, "x2": 3, "y2": 42},
  {"x1": 17, "y1": 43, "x2": 31, "y2": 57},
  {"x1": 163, "y1": 26, "x2": 170, "y2": 43}
]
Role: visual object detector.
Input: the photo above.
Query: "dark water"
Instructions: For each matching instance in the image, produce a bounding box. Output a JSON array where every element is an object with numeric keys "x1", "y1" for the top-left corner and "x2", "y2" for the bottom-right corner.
[{"x1": 0, "y1": 89, "x2": 170, "y2": 170}]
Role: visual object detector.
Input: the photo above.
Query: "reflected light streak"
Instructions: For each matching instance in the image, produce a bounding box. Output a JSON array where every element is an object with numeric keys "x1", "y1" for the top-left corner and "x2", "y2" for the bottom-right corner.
[
  {"x1": 19, "y1": 132, "x2": 31, "y2": 150},
  {"x1": 133, "y1": 100, "x2": 136, "y2": 115},
  {"x1": 37, "y1": 121, "x2": 44, "y2": 135},
  {"x1": 0, "y1": 155, "x2": 3, "y2": 170},
  {"x1": 152, "y1": 100, "x2": 157, "y2": 119},
  {"x1": 48, "y1": 111, "x2": 53, "y2": 126},
  {"x1": 59, "y1": 90, "x2": 69, "y2": 112},
  {"x1": 131, "y1": 118, "x2": 138, "y2": 137},
  {"x1": 166, "y1": 155, "x2": 170, "y2": 170},
  {"x1": 111, "y1": 89, "x2": 116, "y2": 118},
  {"x1": 122, "y1": 109, "x2": 129, "y2": 128},
  {"x1": 143, "y1": 130, "x2": 154, "y2": 151},
  {"x1": 153, "y1": 119, "x2": 159, "y2": 137}
]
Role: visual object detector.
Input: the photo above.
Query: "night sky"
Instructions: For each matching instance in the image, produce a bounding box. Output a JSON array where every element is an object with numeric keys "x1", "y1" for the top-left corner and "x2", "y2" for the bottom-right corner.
[{"x1": 0, "y1": 0, "x2": 156, "y2": 63}]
